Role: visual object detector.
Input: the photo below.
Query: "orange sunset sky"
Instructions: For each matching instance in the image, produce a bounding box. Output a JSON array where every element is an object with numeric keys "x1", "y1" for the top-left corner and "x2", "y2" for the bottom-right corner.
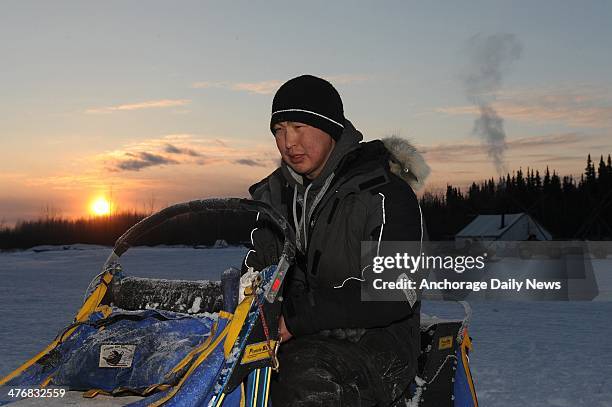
[{"x1": 1, "y1": 2, "x2": 611, "y2": 225}]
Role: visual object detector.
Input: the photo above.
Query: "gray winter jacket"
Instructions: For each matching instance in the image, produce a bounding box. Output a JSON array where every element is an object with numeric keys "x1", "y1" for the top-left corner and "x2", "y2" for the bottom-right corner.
[{"x1": 245, "y1": 119, "x2": 430, "y2": 342}]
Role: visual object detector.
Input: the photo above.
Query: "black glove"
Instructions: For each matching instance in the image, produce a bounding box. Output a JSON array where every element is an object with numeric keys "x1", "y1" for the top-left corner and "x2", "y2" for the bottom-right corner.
[{"x1": 241, "y1": 215, "x2": 284, "y2": 274}]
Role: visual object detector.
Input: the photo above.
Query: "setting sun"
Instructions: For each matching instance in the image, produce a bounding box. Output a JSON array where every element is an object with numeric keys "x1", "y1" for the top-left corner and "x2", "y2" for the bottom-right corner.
[{"x1": 91, "y1": 197, "x2": 111, "y2": 216}]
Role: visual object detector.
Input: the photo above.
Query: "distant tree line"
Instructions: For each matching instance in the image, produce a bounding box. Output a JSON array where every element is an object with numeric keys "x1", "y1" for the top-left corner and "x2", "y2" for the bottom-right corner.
[
  {"x1": 0, "y1": 211, "x2": 257, "y2": 250},
  {"x1": 422, "y1": 154, "x2": 612, "y2": 240},
  {"x1": 1, "y1": 154, "x2": 611, "y2": 250}
]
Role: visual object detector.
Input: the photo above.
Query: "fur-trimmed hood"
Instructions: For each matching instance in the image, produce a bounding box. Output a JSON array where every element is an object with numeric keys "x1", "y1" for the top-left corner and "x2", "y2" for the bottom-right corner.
[{"x1": 382, "y1": 136, "x2": 430, "y2": 191}]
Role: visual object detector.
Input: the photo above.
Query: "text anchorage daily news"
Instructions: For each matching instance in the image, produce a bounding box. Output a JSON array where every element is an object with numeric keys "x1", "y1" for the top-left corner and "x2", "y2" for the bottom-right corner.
[{"x1": 370, "y1": 252, "x2": 562, "y2": 292}]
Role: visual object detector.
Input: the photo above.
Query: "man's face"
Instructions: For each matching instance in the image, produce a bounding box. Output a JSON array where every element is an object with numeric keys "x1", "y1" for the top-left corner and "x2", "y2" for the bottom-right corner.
[{"x1": 273, "y1": 121, "x2": 335, "y2": 180}]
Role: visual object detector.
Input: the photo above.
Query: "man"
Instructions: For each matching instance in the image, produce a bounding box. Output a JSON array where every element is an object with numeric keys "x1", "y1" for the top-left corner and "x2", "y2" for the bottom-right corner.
[{"x1": 243, "y1": 75, "x2": 430, "y2": 406}]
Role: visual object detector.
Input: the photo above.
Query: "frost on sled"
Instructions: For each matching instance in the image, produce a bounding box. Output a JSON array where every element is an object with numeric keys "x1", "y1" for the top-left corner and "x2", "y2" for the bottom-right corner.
[{"x1": 0, "y1": 198, "x2": 478, "y2": 407}]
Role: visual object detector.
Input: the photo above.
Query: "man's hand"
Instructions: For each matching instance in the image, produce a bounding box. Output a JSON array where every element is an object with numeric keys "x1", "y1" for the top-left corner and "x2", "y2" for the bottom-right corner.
[{"x1": 278, "y1": 316, "x2": 293, "y2": 343}]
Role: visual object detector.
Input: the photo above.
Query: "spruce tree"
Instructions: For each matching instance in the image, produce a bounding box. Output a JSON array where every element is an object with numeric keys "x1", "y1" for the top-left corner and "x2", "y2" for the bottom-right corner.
[
  {"x1": 598, "y1": 155, "x2": 607, "y2": 187},
  {"x1": 585, "y1": 154, "x2": 596, "y2": 184},
  {"x1": 551, "y1": 170, "x2": 561, "y2": 193},
  {"x1": 543, "y1": 166, "x2": 551, "y2": 191}
]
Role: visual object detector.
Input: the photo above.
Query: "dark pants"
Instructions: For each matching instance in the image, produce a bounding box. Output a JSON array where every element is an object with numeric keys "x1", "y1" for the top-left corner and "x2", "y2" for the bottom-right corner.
[{"x1": 271, "y1": 325, "x2": 418, "y2": 407}]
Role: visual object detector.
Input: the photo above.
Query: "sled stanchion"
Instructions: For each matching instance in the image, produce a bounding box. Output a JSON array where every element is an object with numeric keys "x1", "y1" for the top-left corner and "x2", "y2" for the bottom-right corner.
[{"x1": 222, "y1": 267, "x2": 241, "y2": 313}]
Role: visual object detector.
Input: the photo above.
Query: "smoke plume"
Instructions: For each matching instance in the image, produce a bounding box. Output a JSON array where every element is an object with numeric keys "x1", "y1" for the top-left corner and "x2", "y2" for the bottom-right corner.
[{"x1": 464, "y1": 33, "x2": 522, "y2": 174}]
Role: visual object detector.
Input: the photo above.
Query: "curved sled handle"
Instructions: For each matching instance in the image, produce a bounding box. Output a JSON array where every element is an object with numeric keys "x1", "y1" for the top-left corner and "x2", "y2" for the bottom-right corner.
[{"x1": 106, "y1": 197, "x2": 295, "y2": 262}]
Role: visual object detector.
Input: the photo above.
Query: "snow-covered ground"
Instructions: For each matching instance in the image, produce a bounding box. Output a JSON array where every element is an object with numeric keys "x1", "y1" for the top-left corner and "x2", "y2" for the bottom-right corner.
[{"x1": 1, "y1": 246, "x2": 611, "y2": 406}]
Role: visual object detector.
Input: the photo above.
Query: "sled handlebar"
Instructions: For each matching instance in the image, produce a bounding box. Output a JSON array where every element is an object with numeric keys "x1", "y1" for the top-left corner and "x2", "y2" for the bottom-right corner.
[{"x1": 105, "y1": 198, "x2": 295, "y2": 268}]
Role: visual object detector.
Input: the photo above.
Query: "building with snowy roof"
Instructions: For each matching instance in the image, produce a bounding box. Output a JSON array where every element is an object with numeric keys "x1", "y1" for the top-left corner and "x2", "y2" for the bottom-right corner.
[{"x1": 455, "y1": 213, "x2": 552, "y2": 243}]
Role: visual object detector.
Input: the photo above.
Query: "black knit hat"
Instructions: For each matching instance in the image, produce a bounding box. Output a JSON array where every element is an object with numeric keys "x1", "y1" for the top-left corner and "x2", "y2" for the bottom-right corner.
[{"x1": 270, "y1": 75, "x2": 345, "y2": 140}]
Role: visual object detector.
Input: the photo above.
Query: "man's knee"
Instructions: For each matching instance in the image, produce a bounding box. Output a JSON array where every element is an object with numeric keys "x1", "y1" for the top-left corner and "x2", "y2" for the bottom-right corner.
[
  {"x1": 271, "y1": 336, "x2": 372, "y2": 406},
  {"x1": 271, "y1": 366, "x2": 360, "y2": 407}
]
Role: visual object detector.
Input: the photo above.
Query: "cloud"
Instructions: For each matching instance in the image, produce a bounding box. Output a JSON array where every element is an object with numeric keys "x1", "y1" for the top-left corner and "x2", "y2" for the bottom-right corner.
[
  {"x1": 417, "y1": 131, "x2": 610, "y2": 191},
  {"x1": 438, "y1": 85, "x2": 612, "y2": 128},
  {"x1": 215, "y1": 139, "x2": 228, "y2": 147},
  {"x1": 421, "y1": 132, "x2": 584, "y2": 160},
  {"x1": 439, "y1": 103, "x2": 612, "y2": 128},
  {"x1": 164, "y1": 143, "x2": 201, "y2": 157},
  {"x1": 192, "y1": 74, "x2": 369, "y2": 95},
  {"x1": 100, "y1": 134, "x2": 278, "y2": 173},
  {"x1": 192, "y1": 80, "x2": 281, "y2": 95},
  {"x1": 234, "y1": 158, "x2": 266, "y2": 167},
  {"x1": 231, "y1": 81, "x2": 283, "y2": 95},
  {"x1": 86, "y1": 99, "x2": 190, "y2": 114},
  {"x1": 416, "y1": 131, "x2": 610, "y2": 194},
  {"x1": 505, "y1": 132, "x2": 583, "y2": 148},
  {"x1": 532, "y1": 155, "x2": 586, "y2": 163},
  {"x1": 115, "y1": 152, "x2": 179, "y2": 172}
]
